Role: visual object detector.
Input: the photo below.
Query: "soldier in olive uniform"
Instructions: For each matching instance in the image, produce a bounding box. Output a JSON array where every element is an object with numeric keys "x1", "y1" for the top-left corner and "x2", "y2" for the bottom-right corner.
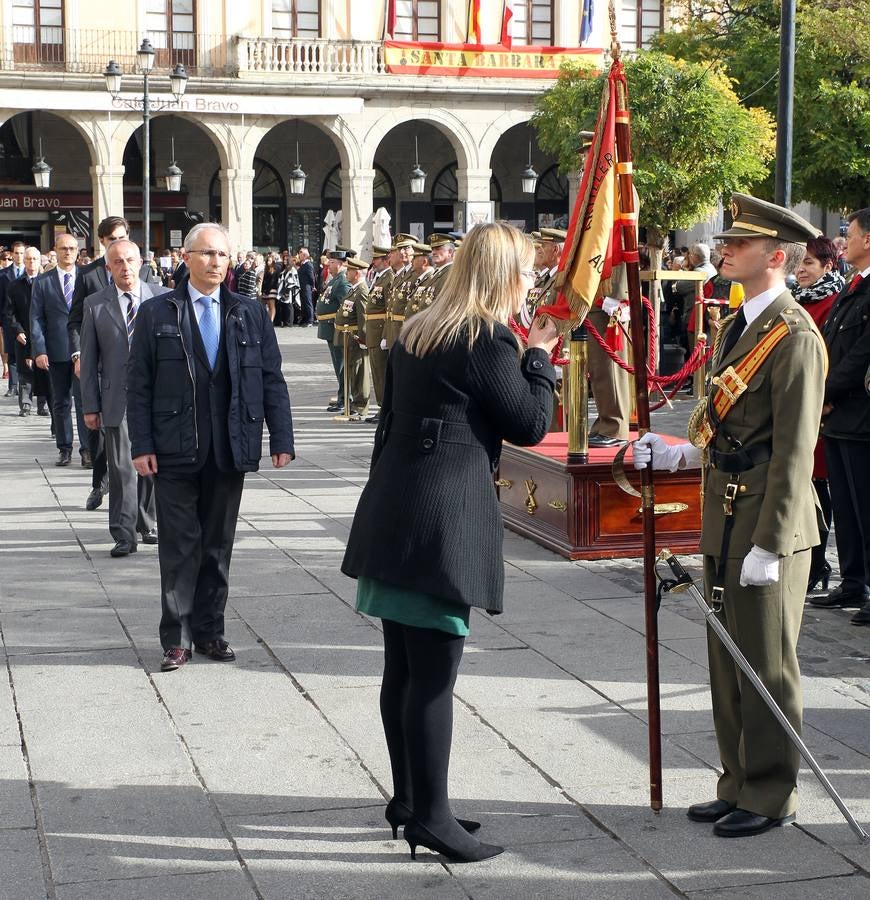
[
  {"x1": 404, "y1": 243, "x2": 433, "y2": 319},
  {"x1": 316, "y1": 250, "x2": 350, "y2": 412},
  {"x1": 519, "y1": 228, "x2": 563, "y2": 328},
  {"x1": 363, "y1": 246, "x2": 392, "y2": 422},
  {"x1": 383, "y1": 234, "x2": 415, "y2": 350},
  {"x1": 634, "y1": 195, "x2": 826, "y2": 838},
  {"x1": 334, "y1": 257, "x2": 371, "y2": 421},
  {"x1": 408, "y1": 233, "x2": 456, "y2": 317}
]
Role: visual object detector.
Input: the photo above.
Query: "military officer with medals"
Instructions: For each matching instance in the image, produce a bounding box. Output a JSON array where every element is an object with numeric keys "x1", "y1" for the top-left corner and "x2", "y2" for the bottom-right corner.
[
  {"x1": 382, "y1": 234, "x2": 415, "y2": 351},
  {"x1": 520, "y1": 228, "x2": 563, "y2": 327},
  {"x1": 316, "y1": 250, "x2": 350, "y2": 413},
  {"x1": 363, "y1": 246, "x2": 392, "y2": 423},
  {"x1": 413, "y1": 233, "x2": 456, "y2": 315},
  {"x1": 334, "y1": 257, "x2": 371, "y2": 421},
  {"x1": 634, "y1": 194, "x2": 826, "y2": 838},
  {"x1": 404, "y1": 242, "x2": 434, "y2": 318}
]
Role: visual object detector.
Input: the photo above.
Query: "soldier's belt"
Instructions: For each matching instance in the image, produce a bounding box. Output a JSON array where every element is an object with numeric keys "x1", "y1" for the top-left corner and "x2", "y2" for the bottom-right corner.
[
  {"x1": 709, "y1": 442, "x2": 772, "y2": 473},
  {"x1": 392, "y1": 315, "x2": 406, "y2": 322},
  {"x1": 335, "y1": 324, "x2": 356, "y2": 332},
  {"x1": 365, "y1": 313, "x2": 386, "y2": 320},
  {"x1": 317, "y1": 313, "x2": 337, "y2": 320}
]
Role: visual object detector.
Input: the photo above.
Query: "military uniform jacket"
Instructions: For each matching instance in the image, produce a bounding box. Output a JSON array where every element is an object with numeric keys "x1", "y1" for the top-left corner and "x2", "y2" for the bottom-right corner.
[
  {"x1": 388, "y1": 266, "x2": 416, "y2": 322},
  {"x1": 820, "y1": 274, "x2": 870, "y2": 440},
  {"x1": 365, "y1": 267, "x2": 392, "y2": 345},
  {"x1": 334, "y1": 280, "x2": 369, "y2": 348},
  {"x1": 405, "y1": 267, "x2": 435, "y2": 318},
  {"x1": 699, "y1": 291, "x2": 825, "y2": 559},
  {"x1": 316, "y1": 272, "x2": 349, "y2": 342},
  {"x1": 523, "y1": 268, "x2": 557, "y2": 319}
]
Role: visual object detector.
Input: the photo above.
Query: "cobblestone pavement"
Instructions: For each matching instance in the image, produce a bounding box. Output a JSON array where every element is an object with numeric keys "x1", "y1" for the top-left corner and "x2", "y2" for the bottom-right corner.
[{"x1": 0, "y1": 327, "x2": 868, "y2": 899}]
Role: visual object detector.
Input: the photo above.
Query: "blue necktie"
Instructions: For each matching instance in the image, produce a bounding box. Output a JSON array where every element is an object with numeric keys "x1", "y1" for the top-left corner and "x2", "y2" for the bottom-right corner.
[
  {"x1": 63, "y1": 273, "x2": 73, "y2": 309},
  {"x1": 198, "y1": 296, "x2": 219, "y2": 369}
]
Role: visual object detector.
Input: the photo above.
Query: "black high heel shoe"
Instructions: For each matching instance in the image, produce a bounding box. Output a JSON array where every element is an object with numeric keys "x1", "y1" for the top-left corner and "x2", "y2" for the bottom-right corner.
[
  {"x1": 807, "y1": 561, "x2": 832, "y2": 594},
  {"x1": 404, "y1": 818, "x2": 503, "y2": 863},
  {"x1": 384, "y1": 798, "x2": 480, "y2": 839}
]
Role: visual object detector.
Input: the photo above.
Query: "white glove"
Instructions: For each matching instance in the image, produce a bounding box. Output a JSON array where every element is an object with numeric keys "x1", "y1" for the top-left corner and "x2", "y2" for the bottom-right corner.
[
  {"x1": 632, "y1": 433, "x2": 701, "y2": 472},
  {"x1": 379, "y1": 339, "x2": 387, "y2": 350},
  {"x1": 739, "y1": 545, "x2": 780, "y2": 587}
]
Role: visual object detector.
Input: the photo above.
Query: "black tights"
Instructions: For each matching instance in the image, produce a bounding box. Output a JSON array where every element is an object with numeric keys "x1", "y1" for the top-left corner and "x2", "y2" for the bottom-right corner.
[{"x1": 380, "y1": 618, "x2": 465, "y2": 828}]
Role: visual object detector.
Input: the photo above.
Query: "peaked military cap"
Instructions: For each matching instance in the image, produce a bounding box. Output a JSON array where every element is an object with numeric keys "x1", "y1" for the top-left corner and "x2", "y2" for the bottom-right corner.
[
  {"x1": 346, "y1": 257, "x2": 369, "y2": 270},
  {"x1": 715, "y1": 193, "x2": 821, "y2": 243},
  {"x1": 427, "y1": 233, "x2": 456, "y2": 248},
  {"x1": 336, "y1": 245, "x2": 357, "y2": 258},
  {"x1": 372, "y1": 245, "x2": 392, "y2": 257},
  {"x1": 530, "y1": 231, "x2": 542, "y2": 245},
  {"x1": 540, "y1": 227, "x2": 568, "y2": 243},
  {"x1": 412, "y1": 242, "x2": 431, "y2": 256},
  {"x1": 392, "y1": 233, "x2": 416, "y2": 249},
  {"x1": 328, "y1": 250, "x2": 347, "y2": 261}
]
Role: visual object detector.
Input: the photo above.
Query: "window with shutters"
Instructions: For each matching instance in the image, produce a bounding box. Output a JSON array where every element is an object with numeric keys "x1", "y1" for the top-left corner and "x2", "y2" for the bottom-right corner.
[
  {"x1": 146, "y1": 0, "x2": 196, "y2": 68},
  {"x1": 272, "y1": 0, "x2": 321, "y2": 40},
  {"x1": 394, "y1": 0, "x2": 441, "y2": 42},
  {"x1": 619, "y1": 0, "x2": 664, "y2": 52},
  {"x1": 510, "y1": 0, "x2": 554, "y2": 47},
  {"x1": 11, "y1": 0, "x2": 64, "y2": 66}
]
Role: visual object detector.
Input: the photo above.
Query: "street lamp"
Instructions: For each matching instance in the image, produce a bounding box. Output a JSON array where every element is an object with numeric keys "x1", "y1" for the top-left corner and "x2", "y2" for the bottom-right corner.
[
  {"x1": 289, "y1": 141, "x2": 306, "y2": 196},
  {"x1": 103, "y1": 38, "x2": 188, "y2": 256},
  {"x1": 164, "y1": 137, "x2": 183, "y2": 192},
  {"x1": 32, "y1": 138, "x2": 52, "y2": 189},
  {"x1": 521, "y1": 140, "x2": 538, "y2": 194},
  {"x1": 409, "y1": 135, "x2": 426, "y2": 195}
]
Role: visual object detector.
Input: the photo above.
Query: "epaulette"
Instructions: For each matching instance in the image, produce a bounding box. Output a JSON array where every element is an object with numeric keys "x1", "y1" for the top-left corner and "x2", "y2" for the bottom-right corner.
[{"x1": 776, "y1": 304, "x2": 814, "y2": 334}]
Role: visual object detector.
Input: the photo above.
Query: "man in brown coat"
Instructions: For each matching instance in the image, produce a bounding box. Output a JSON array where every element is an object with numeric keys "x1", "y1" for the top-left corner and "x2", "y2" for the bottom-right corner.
[{"x1": 634, "y1": 194, "x2": 825, "y2": 838}]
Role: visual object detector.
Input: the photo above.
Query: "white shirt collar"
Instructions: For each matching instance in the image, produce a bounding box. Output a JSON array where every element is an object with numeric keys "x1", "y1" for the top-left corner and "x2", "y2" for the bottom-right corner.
[
  {"x1": 860, "y1": 265, "x2": 870, "y2": 279},
  {"x1": 56, "y1": 266, "x2": 76, "y2": 285},
  {"x1": 115, "y1": 284, "x2": 141, "y2": 304},
  {"x1": 549, "y1": 265, "x2": 559, "y2": 277},
  {"x1": 740, "y1": 282, "x2": 787, "y2": 328},
  {"x1": 187, "y1": 282, "x2": 221, "y2": 306}
]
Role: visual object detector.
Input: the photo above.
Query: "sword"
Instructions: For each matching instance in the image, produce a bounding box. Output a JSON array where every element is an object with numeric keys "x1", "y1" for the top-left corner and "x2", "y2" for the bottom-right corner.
[{"x1": 656, "y1": 548, "x2": 870, "y2": 844}]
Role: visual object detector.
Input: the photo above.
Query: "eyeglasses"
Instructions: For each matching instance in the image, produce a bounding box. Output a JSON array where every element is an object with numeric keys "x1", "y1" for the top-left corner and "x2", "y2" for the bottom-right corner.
[
  {"x1": 188, "y1": 249, "x2": 230, "y2": 260},
  {"x1": 57, "y1": 246, "x2": 79, "y2": 253}
]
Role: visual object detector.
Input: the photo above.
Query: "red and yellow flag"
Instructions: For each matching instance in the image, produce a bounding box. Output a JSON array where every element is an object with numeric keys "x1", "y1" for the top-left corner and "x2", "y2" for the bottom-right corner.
[
  {"x1": 539, "y1": 61, "x2": 628, "y2": 327},
  {"x1": 467, "y1": 0, "x2": 482, "y2": 43}
]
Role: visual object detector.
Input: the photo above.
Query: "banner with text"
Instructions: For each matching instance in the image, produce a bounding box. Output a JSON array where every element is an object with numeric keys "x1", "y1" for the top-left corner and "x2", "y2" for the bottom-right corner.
[{"x1": 383, "y1": 42, "x2": 603, "y2": 78}]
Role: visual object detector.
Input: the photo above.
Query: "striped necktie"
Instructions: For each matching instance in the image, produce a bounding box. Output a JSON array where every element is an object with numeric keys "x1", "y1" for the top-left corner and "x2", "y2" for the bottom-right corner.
[
  {"x1": 63, "y1": 272, "x2": 73, "y2": 309},
  {"x1": 124, "y1": 292, "x2": 136, "y2": 346}
]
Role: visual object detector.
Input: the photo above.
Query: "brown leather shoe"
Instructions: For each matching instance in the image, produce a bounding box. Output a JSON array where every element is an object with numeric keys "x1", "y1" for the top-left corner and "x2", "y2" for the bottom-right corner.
[
  {"x1": 194, "y1": 639, "x2": 235, "y2": 661},
  {"x1": 161, "y1": 647, "x2": 192, "y2": 671}
]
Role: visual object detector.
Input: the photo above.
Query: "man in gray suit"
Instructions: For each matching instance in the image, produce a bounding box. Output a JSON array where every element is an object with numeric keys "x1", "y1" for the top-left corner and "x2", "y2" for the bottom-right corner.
[{"x1": 80, "y1": 239, "x2": 159, "y2": 557}]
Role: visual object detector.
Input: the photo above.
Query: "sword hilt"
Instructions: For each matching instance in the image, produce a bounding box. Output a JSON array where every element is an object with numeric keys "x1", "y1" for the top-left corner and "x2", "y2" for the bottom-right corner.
[{"x1": 656, "y1": 548, "x2": 693, "y2": 593}]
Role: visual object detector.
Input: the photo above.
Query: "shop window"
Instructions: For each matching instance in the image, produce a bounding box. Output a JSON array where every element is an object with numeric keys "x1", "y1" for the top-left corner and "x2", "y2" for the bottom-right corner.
[
  {"x1": 11, "y1": 0, "x2": 64, "y2": 66},
  {"x1": 619, "y1": 0, "x2": 663, "y2": 52},
  {"x1": 509, "y1": 0, "x2": 554, "y2": 47},
  {"x1": 393, "y1": 0, "x2": 440, "y2": 42},
  {"x1": 146, "y1": 0, "x2": 196, "y2": 69},
  {"x1": 272, "y1": 0, "x2": 321, "y2": 39}
]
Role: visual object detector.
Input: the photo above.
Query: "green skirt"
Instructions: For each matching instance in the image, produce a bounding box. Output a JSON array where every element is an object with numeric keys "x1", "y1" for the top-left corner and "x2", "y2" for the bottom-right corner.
[{"x1": 355, "y1": 576, "x2": 470, "y2": 636}]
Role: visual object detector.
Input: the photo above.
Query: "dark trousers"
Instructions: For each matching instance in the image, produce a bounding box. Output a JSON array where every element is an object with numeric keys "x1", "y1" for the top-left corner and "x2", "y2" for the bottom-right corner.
[
  {"x1": 154, "y1": 452, "x2": 245, "y2": 650},
  {"x1": 300, "y1": 290, "x2": 314, "y2": 325},
  {"x1": 327, "y1": 341, "x2": 345, "y2": 405},
  {"x1": 824, "y1": 436, "x2": 870, "y2": 593},
  {"x1": 88, "y1": 426, "x2": 107, "y2": 490},
  {"x1": 105, "y1": 419, "x2": 155, "y2": 545},
  {"x1": 47, "y1": 361, "x2": 87, "y2": 454},
  {"x1": 3, "y1": 327, "x2": 18, "y2": 390}
]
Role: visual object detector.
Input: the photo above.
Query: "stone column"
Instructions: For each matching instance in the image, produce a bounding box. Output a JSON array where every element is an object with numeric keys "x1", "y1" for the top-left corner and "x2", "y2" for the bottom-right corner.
[
  {"x1": 219, "y1": 167, "x2": 255, "y2": 253},
  {"x1": 567, "y1": 170, "x2": 582, "y2": 214},
  {"x1": 340, "y1": 168, "x2": 375, "y2": 259},
  {"x1": 455, "y1": 167, "x2": 493, "y2": 232},
  {"x1": 90, "y1": 165, "x2": 126, "y2": 246}
]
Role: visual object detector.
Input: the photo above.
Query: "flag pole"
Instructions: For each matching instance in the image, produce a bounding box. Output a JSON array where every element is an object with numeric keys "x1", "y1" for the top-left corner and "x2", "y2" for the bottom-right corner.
[{"x1": 609, "y1": 20, "x2": 663, "y2": 811}]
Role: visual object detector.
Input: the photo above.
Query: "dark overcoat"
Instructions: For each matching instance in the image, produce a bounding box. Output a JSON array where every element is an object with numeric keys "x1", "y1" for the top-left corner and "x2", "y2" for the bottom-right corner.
[
  {"x1": 341, "y1": 322, "x2": 555, "y2": 613},
  {"x1": 821, "y1": 275, "x2": 870, "y2": 440}
]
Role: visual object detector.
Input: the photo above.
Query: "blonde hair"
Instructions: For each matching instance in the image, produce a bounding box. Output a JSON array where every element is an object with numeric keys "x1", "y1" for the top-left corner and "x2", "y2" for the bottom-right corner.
[{"x1": 401, "y1": 221, "x2": 533, "y2": 358}]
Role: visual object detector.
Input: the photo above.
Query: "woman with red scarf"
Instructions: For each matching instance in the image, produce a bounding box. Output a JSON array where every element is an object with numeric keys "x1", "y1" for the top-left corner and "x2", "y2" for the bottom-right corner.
[{"x1": 792, "y1": 236, "x2": 844, "y2": 592}]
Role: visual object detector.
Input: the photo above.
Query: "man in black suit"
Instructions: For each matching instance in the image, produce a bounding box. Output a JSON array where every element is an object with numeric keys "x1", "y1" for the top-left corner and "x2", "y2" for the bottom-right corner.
[
  {"x1": 69, "y1": 216, "x2": 162, "y2": 507},
  {"x1": 127, "y1": 223, "x2": 295, "y2": 672},
  {"x1": 30, "y1": 233, "x2": 86, "y2": 467},
  {"x1": 813, "y1": 208, "x2": 870, "y2": 623},
  {"x1": 0, "y1": 241, "x2": 26, "y2": 397},
  {"x1": 3, "y1": 246, "x2": 46, "y2": 416},
  {"x1": 296, "y1": 246, "x2": 316, "y2": 326}
]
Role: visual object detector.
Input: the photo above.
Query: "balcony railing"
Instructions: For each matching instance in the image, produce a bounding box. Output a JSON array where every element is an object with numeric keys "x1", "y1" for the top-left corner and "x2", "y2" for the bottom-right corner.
[
  {"x1": 236, "y1": 37, "x2": 386, "y2": 76},
  {"x1": 0, "y1": 28, "x2": 234, "y2": 77}
]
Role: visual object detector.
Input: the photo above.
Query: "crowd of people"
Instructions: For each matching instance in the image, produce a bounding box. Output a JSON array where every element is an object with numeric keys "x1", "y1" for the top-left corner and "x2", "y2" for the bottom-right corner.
[{"x1": 1, "y1": 200, "x2": 869, "y2": 861}]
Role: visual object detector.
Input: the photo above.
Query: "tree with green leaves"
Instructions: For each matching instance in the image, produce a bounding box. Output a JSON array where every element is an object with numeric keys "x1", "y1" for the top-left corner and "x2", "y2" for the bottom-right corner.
[
  {"x1": 656, "y1": 0, "x2": 870, "y2": 212},
  {"x1": 532, "y1": 51, "x2": 774, "y2": 265}
]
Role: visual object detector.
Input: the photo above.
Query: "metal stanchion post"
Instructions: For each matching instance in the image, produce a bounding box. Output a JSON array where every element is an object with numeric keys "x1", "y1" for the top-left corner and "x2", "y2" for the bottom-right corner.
[{"x1": 567, "y1": 325, "x2": 589, "y2": 464}]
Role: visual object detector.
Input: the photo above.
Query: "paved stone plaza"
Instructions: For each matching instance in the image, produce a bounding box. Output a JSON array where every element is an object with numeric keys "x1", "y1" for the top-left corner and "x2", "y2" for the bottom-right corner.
[{"x1": 1, "y1": 328, "x2": 868, "y2": 899}]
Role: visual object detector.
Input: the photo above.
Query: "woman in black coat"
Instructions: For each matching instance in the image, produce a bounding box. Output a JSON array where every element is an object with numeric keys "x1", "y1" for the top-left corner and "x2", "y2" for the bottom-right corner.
[{"x1": 342, "y1": 222, "x2": 559, "y2": 862}]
